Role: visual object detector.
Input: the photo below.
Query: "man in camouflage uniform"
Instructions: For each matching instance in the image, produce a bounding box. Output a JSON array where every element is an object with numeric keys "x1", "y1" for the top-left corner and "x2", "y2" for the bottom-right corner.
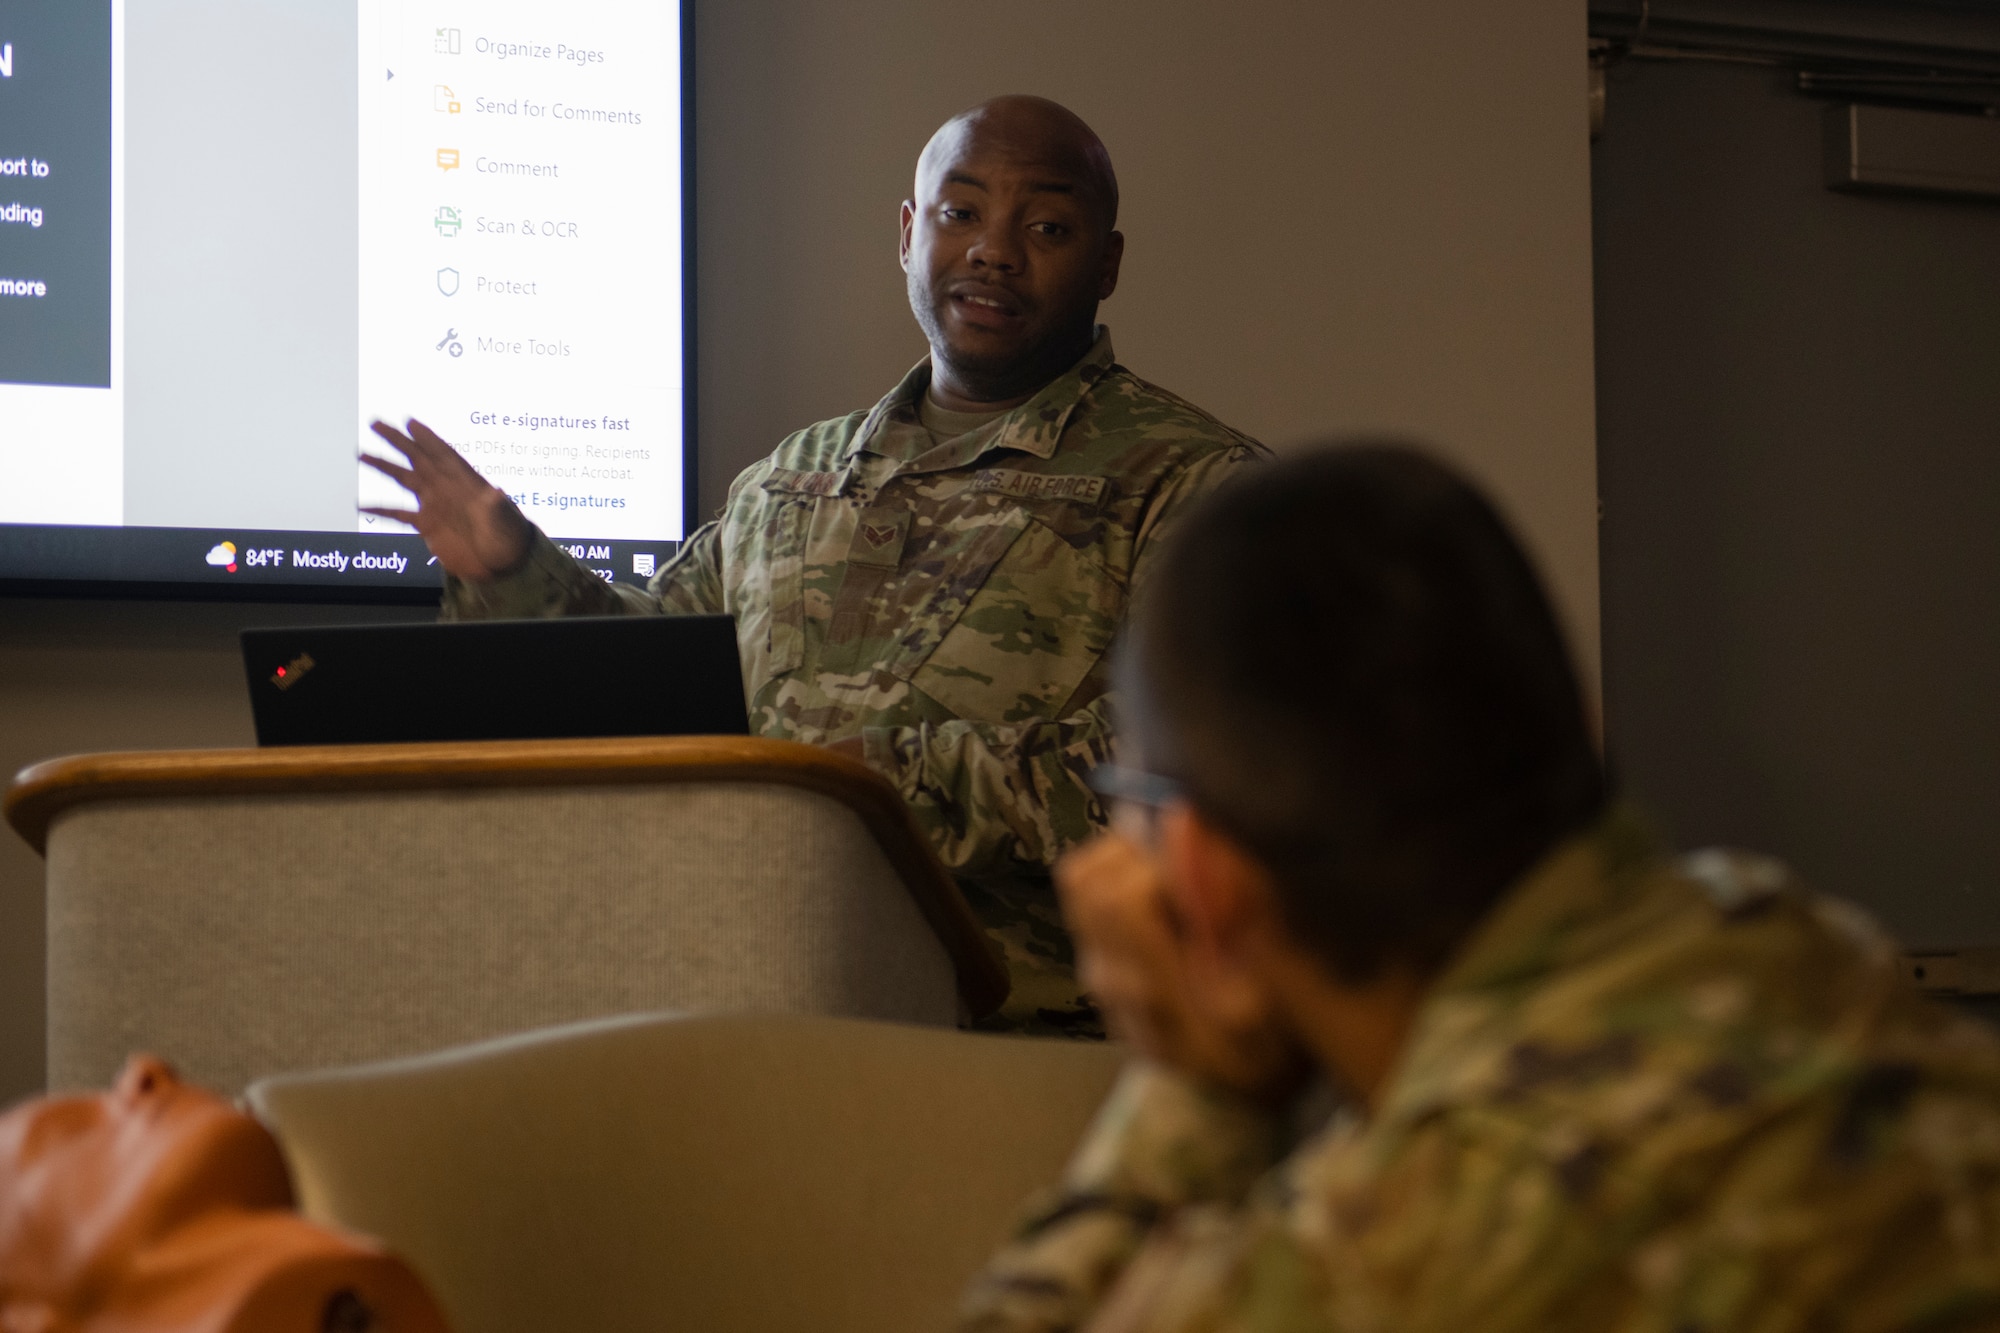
[
  {"x1": 361, "y1": 96, "x2": 1263, "y2": 1034},
  {"x1": 961, "y1": 446, "x2": 2000, "y2": 1332}
]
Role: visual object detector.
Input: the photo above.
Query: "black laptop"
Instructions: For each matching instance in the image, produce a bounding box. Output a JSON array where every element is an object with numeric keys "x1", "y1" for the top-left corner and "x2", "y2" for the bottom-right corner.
[{"x1": 242, "y1": 615, "x2": 749, "y2": 746}]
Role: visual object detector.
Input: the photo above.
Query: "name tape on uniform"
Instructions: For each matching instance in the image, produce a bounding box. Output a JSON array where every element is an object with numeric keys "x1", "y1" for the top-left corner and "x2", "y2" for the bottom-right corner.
[
  {"x1": 971, "y1": 469, "x2": 1108, "y2": 508},
  {"x1": 762, "y1": 468, "x2": 847, "y2": 497}
]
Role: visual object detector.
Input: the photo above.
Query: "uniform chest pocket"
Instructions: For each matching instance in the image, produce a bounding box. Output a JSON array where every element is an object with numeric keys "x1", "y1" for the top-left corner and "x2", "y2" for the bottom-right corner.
[
  {"x1": 906, "y1": 515, "x2": 1123, "y2": 725},
  {"x1": 759, "y1": 500, "x2": 811, "y2": 676},
  {"x1": 748, "y1": 469, "x2": 839, "y2": 680}
]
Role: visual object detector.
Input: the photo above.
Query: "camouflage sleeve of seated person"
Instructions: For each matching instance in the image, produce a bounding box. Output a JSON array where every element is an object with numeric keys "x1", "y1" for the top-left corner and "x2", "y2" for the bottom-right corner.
[{"x1": 957, "y1": 1062, "x2": 1290, "y2": 1333}]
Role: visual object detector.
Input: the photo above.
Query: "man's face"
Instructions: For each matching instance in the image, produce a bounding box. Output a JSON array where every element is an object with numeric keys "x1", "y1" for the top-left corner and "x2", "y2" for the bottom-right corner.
[{"x1": 900, "y1": 119, "x2": 1123, "y2": 403}]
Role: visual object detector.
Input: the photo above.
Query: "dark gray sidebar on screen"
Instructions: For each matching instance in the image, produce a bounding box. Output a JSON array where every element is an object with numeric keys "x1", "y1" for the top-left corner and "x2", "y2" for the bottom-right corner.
[{"x1": 0, "y1": 3, "x2": 113, "y2": 388}]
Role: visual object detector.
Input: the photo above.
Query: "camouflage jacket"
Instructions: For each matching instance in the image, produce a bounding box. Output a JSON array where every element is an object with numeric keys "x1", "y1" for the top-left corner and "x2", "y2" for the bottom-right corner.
[
  {"x1": 960, "y1": 811, "x2": 2000, "y2": 1332},
  {"x1": 441, "y1": 329, "x2": 1264, "y2": 1032}
]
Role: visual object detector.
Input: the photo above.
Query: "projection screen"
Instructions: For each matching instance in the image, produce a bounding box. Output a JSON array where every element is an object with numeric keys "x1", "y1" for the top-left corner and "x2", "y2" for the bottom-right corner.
[{"x1": 0, "y1": 0, "x2": 692, "y2": 598}]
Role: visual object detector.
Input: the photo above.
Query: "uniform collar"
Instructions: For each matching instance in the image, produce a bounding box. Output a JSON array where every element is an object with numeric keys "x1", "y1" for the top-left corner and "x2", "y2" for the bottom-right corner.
[
  {"x1": 1368, "y1": 806, "x2": 1666, "y2": 1126},
  {"x1": 845, "y1": 326, "x2": 1119, "y2": 470},
  {"x1": 1429, "y1": 806, "x2": 1663, "y2": 998}
]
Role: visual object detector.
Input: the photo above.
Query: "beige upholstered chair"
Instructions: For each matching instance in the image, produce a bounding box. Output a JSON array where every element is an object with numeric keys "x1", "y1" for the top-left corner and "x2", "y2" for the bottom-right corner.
[
  {"x1": 249, "y1": 1012, "x2": 1125, "y2": 1333},
  {"x1": 5, "y1": 738, "x2": 1007, "y2": 1093}
]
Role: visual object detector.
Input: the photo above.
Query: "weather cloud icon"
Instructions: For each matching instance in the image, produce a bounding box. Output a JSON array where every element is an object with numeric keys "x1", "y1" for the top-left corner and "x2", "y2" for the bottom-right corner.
[{"x1": 205, "y1": 541, "x2": 238, "y2": 571}]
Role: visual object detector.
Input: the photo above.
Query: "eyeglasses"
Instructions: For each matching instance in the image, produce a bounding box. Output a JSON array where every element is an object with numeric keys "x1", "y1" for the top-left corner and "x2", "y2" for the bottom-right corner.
[
  {"x1": 1085, "y1": 765, "x2": 1187, "y2": 846},
  {"x1": 1085, "y1": 763, "x2": 1186, "y2": 809}
]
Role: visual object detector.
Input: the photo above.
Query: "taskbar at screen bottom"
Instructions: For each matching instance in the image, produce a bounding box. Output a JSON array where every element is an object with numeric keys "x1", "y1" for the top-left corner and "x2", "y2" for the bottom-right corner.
[{"x1": 0, "y1": 523, "x2": 681, "y2": 600}]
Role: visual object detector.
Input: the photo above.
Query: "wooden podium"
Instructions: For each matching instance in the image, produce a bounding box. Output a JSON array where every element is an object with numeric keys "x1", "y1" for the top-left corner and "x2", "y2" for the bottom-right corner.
[{"x1": 5, "y1": 736, "x2": 1008, "y2": 1092}]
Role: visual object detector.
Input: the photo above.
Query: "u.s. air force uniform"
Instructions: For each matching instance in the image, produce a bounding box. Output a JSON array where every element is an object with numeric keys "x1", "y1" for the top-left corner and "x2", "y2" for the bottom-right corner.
[
  {"x1": 958, "y1": 810, "x2": 2000, "y2": 1332},
  {"x1": 442, "y1": 329, "x2": 1264, "y2": 1032}
]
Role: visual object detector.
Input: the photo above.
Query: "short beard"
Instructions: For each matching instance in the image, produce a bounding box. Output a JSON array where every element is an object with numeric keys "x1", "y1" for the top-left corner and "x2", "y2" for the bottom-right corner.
[{"x1": 907, "y1": 269, "x2": 1097, "y2": 404}]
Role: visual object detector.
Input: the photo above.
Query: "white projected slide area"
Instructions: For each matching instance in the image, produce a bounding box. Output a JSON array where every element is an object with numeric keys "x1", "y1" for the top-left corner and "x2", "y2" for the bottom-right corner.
[{"x1": 356, "y1": 3, "x2": 684, "y2": 542}]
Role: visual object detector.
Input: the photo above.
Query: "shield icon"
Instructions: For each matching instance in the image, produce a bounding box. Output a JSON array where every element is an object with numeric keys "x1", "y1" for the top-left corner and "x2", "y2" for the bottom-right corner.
[{"x1": 436, "y1": 266, "x2": 460, "y2": 297}]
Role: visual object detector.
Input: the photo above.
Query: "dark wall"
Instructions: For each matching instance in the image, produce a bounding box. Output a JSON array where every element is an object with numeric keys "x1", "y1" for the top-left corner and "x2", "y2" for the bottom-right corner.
[{"x1": 1593, "y1": 57, "x2": 2000, "y2": 945}]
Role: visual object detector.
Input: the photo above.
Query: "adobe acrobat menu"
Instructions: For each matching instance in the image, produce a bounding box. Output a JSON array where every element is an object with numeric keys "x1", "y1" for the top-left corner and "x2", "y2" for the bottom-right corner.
[{"x1": 356, "y1": 6, "x2": 685, "y2": 543}]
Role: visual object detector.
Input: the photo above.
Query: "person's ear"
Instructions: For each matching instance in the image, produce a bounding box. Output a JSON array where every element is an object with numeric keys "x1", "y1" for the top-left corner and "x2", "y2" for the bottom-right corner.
[
  {"x1": 1097, "y1": 230, "x2": 1125, "y2": 301},
  {"x1": 899, "y1": 200, "x2": 917, "y2": 272},
  {"x1": 1158, "y1": 803, "x2": 1274, "y2": 957}
]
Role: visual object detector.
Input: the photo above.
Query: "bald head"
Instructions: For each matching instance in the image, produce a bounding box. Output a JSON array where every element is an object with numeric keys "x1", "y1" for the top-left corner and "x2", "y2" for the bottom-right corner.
[
  {"x1": 900, "y1": 95, "x2": 1126, "y2": 408},
  {"x1": 916, "y1": 95, "x2": 1119, "y2": 232}
]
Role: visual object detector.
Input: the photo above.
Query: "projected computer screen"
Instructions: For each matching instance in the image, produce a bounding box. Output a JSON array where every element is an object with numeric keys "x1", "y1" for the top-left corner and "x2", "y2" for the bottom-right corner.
[{"x1": 0, "y1": 2, "x2": 689, "y2": 596}]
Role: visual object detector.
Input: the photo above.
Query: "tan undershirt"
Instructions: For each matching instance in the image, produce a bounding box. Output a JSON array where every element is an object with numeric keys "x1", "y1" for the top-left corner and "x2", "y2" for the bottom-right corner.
[
  {"x1": 917, "y1": 392, "x2": 1009, "y2": 445},
  {"x1": 868, "y1": 391, "x2": 1013, "y2": 465}
]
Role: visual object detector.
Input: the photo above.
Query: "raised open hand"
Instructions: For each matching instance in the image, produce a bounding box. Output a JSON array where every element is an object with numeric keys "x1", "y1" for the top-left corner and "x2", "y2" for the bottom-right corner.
[{"x1": 362, "y1": 418, "x2": 534, "y2": 582}]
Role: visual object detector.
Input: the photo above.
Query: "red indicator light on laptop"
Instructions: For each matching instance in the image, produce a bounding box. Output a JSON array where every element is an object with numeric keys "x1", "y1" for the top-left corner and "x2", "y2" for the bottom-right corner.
[{"x1": 269, "y1": 653, "x2": 315, "y2": 691}]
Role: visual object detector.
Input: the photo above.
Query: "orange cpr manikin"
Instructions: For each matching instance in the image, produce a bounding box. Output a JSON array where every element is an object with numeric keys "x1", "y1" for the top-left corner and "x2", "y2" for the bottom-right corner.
[{"x1": 0, "y1": 1055, "x2": 448, "y2": 1333}]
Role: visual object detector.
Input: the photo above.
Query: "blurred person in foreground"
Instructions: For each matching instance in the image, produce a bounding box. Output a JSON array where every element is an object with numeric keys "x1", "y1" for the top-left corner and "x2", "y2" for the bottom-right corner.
[
  {"x1": 360, "y1": 95, "x2": 1263, "y2": 1036},
  {"x1": 958, "y1": 443, "x2": 2000, "y2": 1333}
]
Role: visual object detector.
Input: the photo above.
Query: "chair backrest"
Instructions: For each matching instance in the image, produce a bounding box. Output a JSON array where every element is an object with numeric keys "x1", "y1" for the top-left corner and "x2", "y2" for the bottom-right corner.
[
  {"x1": 7, "y1": 738, "x2": 1007, "y2": 1093},
  {"x1": 249, "y1": 1012, "x2": 1125, "y2": 1333}
]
